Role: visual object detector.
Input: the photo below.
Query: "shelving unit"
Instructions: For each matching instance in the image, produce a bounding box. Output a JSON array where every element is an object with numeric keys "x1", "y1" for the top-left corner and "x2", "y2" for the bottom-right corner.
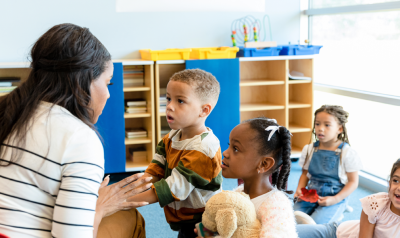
[
  {"x1": 239, "y1": 56, "x2": 314, "y2": 157},
  {"x1": 154, "y1": 60, "x2": 186, "y2": 142},
  {"x1": 0, "y1": 62, "x2": 31, "y2": 98},
  {"x1": 121, "y1": 60, "x2": 155, "y2": 172}
]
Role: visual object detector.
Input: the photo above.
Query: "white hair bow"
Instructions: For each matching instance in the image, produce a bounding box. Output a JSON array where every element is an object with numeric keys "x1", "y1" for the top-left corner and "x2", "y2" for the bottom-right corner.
[{"x1": 265, "y1": 126, "x2": 281, "y2": 141}]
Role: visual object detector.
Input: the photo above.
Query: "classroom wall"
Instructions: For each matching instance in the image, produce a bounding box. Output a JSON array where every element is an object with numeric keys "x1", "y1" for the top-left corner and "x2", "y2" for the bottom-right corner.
[{"x1": 0, "y1": 0, "x2": 300, "y2": 62}]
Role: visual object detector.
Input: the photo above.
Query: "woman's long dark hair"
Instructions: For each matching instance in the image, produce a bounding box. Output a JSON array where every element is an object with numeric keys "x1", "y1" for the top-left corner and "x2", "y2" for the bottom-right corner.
[{"x1": 0, "y1": 23, "x2": 111, "y2": 166}]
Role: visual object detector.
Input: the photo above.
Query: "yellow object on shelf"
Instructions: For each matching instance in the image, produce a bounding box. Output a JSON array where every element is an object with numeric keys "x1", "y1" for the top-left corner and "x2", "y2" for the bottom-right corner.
[
  {"x1": 139, "y1": 49, "x2": 191, "y2": 61},
  {"x1": 190, "y1": 47, "x2": 239, "y2": 59}
]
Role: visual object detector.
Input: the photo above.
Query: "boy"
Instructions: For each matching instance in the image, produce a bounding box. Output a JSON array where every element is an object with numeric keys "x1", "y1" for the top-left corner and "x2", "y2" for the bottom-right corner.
[{"x1": 128, "y1": 69, "x2": 222, "y2": 238}]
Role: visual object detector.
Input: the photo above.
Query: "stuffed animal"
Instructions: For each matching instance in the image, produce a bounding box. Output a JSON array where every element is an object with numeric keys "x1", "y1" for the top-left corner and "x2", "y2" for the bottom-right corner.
[{"x1": 201, "y1": 190, "x2": 261, "y2": 238}]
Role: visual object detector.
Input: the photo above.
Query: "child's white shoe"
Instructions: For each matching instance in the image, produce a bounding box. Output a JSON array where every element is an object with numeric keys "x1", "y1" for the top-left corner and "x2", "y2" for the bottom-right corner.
[
  {"x1": 344, "y1": 205, "x2": 353, "y2": 213},
  {"x1": 294, "y1": 211, "x2": 317, "y2": 225}
]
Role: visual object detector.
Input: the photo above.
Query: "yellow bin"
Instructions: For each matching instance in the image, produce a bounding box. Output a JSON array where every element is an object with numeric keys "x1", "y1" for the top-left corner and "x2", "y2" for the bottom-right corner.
[
  {"x1": 190, "y1": 47, "x2": 239, "y2": 59},
  {"x1": 139, "y1": 49, "x2": 192, "y2": 61}
]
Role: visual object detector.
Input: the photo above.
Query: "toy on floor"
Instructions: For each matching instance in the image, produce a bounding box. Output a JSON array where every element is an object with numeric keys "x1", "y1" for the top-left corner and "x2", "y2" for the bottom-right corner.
[
  {"x1": 200, "y1": 190, "x2": 261, "y2": 238},
  {"x1": 299, "y1": 188, "x2": 319, "y2": 203}
]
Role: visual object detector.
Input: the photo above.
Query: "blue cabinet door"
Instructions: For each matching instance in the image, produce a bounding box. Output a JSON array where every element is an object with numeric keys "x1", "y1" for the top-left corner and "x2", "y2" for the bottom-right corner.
[
  {"x1": 95, "y1": 62, "x2": 126, "y2": 174},
  {"x1": 186, "y1": 59, "x2": 240, "y2": 153}
]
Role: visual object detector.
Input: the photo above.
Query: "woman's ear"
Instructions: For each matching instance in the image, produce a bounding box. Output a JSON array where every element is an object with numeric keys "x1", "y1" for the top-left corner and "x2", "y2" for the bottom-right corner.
[{"x1": 258, "y1": 157, "x2": 275, "y2": 174}]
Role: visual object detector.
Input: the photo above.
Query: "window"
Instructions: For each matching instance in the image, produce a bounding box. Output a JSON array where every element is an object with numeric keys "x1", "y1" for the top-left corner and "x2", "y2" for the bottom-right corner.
[{"x1": 307, "y1": 1, "x2": 400, "y2": 179}]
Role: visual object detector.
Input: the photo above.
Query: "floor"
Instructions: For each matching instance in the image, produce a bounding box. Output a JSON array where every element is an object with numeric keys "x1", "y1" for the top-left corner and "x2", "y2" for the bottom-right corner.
[{"x1": 109, "y1": 161, "x2": 374, "y2": 238}]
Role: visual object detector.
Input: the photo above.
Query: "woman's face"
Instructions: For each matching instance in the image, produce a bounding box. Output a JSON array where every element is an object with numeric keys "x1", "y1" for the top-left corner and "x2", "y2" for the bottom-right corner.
[{"x1": 90, "y1": 61, "x2": 114, "y2": 123}]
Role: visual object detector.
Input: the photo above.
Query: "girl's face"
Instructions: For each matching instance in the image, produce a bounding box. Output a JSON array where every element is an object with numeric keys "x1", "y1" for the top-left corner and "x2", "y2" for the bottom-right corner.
[
  {"x1": 222, "y1": 123, "x2": 265, "y2": 179},
  {"x1": 89, "y1": 61, "x2": 114, "y2": 123},
  {"x1": 314, "y1": 111, "x2": 343, "y2": 143},
  {"x1": 389, "y1": 168, "x2": 400, "y2": 216}
]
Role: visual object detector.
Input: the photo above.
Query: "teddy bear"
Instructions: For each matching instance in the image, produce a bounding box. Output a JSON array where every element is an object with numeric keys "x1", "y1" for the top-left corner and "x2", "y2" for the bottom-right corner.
[{"x1": 201, "y1": 190, "x2": 261, "y2": 238}]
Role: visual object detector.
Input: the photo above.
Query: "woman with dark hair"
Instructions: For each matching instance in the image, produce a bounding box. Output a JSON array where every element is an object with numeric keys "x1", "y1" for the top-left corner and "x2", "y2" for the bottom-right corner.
[{"x1": 0, "y1": 23, "x2": 148, "y2": 238}]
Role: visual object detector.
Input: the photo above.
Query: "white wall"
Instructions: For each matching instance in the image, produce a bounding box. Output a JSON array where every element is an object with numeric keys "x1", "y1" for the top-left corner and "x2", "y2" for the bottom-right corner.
[{"x1": 0, "y1": 0, "x2": 300, "y2": 62}]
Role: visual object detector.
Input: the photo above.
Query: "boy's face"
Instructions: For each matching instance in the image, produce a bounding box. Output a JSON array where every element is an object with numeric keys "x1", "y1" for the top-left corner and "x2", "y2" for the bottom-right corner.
[{"x1": 166, "y1": 81, "x2": 203, "y2": 130}]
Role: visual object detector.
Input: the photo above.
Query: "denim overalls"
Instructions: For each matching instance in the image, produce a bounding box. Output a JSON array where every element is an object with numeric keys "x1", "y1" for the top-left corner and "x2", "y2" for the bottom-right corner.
[{"x1": 293, "y1": 141, "x2": 348, "y2": 224}]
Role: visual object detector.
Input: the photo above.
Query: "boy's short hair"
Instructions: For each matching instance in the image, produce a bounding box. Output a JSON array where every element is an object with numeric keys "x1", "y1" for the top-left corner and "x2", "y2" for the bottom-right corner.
[{"x1": 170, "y1": 69, "x2": 220, "y2": 108}]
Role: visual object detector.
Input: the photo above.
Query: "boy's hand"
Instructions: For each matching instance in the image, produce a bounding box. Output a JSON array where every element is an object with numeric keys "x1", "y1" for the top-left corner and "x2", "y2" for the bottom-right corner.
[{"x1": 318, "y1": 196, "x2": 339, "y2": 206}]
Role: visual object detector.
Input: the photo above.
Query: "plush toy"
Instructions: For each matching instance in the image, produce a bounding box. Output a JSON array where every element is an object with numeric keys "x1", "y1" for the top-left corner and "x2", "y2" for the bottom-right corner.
[{"x1": 201, "y1": 190, "x2": 261, "y2": 238}]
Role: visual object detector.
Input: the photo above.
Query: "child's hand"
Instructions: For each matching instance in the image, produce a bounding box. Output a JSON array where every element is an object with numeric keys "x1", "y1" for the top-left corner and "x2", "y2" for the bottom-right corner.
[
  {"x1": 318, "y1": 196, "x2": 339, "y2": 206},
  {"x1": 294, "y1": 189, "x2": 303, "y2": 201}
]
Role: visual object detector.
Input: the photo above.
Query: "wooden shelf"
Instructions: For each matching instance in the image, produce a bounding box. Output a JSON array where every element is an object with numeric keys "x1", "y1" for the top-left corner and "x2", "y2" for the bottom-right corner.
[
  {"x1": 288, "y1": 80, "x2": 312, "y2": 84},
  {"x1": 125, "y1": 160, "x2": 151, "y2": 172},
  {"x1": 291, "y1": 145, "x2": 303, "y2": 158},
  {"x1": 288, "y1": 101, "x2": 311, "y2": 109},
  {"x1": 240, "y1": 79, "x2": 284, "y2": 87},
  {"x1": 123, "y1": 86, "x2": 151, "y2": 92},
  {"x1": 239, "y1": 55, "x2": 315, "y2": 62},
  {"x1": 159, "y1": 112, "x2": 166, "y2": 117},
  {"x1": 289, "y1": 124, "x2": 312, "y2": 133},
  {"x1": 0, "y1": 92, "x2": 9, "y2": 97},
  {"x1": 240, "y1": 103, "x2": 285, "y2": 112},
  {"x1": 125, "y1": 137, "x2": 152, "y2": 145},
  {"x1": 124, "y1": 113, "x2": 151, "y2": 118}
]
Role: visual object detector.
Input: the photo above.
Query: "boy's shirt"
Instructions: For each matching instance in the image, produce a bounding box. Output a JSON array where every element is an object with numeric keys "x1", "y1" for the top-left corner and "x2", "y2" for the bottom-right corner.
[{"x1": 145, "y1": 128, "x2": 222, "y2": 231}]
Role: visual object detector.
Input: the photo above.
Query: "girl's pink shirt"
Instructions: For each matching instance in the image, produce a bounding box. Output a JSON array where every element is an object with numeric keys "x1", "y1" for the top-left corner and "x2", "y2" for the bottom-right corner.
[{"x1": 337, "y1": 192, "x2": 400, "y2": 238}]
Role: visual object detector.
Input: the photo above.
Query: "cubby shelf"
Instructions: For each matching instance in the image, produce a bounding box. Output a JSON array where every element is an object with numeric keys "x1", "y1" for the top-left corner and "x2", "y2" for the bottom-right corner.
[
  {"x1": 159, "y1": 112, "x2": 166, "y2": 117},
  {"x1": 124, "y1": 113, "x2": 151, "y2": 118},
  {"x1": 288, "y1": 101, "x2": 312, "y2": 109},
  {"x1": 239, "y1": 57, "x2": 314, "y2": 158},
  {"x1": 240, "y1": 79, "x2": 284, "y2": 86},
  {"x1": 123, "y1": 86, "x2": 151, "y2": 92},
  {"x1": 126, "y1": 160, "x2": 151, "y2": 172},
  {"x1": 288, "y1": 80, "x2": 312, "y2": 84},
  {"x1": 240, "y1": 103, "x2": 285, "y2": 111},
  {"x1": 289, "y1": 124, "x2": 312, "y2": 133},
  {"x1": 125, "y1": 137, "x2": 152, "y2": 145},
  {"x1": 0, "y1": 93, "x2": 9, "y2": 97}
]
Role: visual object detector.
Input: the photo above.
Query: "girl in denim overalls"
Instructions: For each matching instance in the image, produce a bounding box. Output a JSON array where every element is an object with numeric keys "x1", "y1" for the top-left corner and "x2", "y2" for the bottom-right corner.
[{"x1": 293, "y1": 105, "x2": 363, "y2": 224}]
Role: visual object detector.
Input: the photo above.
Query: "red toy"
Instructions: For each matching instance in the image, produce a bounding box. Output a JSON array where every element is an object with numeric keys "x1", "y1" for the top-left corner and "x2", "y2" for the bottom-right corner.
[{"x1": 299, "y1": 188, "x2": 319, "y2": 203}]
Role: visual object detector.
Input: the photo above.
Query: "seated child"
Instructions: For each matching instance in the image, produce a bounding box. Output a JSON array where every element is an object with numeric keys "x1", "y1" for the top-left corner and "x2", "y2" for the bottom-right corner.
[
  {"x1": 296, "y1": 158, "x2": 400, "y2": 238},
  {"x1": 203, "y1": 117, "x2": 298, "y2": 238},
  {"x1": 128, "y1": 69, "x2": 222, "y2": 238},
  {"x1": 294, "y1": 105, "x2": 363, "y2": 224}
]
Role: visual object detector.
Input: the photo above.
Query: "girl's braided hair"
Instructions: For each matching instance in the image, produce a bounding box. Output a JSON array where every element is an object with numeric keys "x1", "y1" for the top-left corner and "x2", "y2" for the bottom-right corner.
[
  {"x1": 303, "y1": 105, "x2": 350, "y2": 168},
  {"x1": 243, "y1": 117, "x2": 293, "y2": 194}
]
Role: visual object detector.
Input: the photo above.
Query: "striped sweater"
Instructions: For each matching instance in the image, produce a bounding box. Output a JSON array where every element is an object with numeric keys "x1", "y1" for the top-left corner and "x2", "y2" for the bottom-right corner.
[
  {"x1": 146, "y1": 129, "x2": 222, "y2": 231},
  {"x1": 0, "y1": 102, "x2": 104, "y2": 238}
]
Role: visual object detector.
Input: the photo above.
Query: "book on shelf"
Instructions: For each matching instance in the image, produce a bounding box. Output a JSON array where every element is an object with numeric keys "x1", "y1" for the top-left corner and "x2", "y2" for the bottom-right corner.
[
  {"x1": 125, "y1": 107, "x2": 147, "y2": 113},
  {"x1": 159, "y1": 106, "x2": 166, "y2": 113},
  {"x1": 123, "y1": 78, "x2": 144, "y2": 87},
  {"x1": 0, "y1": 82, "x2": 12, "y2": 87},
  {"x1": 0, "y1": 86, "x2": 17, "y2": 93},
  {"x1": 128, "y1": 147, "x2": 147, "y2": 162},
  {"x1": 288, "y1": 71, "x2": 311, "y2": 81},
  {"x1": 125, "y1": 99, "x2": 147, "y2": 107},
  {"x1": 125, "y1": 128, "x2": 147, "y2": 139},
  {"x1": 124, "y1": 65, "x2": 144, "y2": 70},
  {"x1": 160, "y1": 88, "x2": 167, "y2": 95}
]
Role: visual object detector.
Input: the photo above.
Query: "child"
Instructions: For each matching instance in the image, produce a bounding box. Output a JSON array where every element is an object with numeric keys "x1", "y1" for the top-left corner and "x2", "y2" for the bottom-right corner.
[
  {"x1": 296, "y1": 158, "x2": 400, "y2": 238},
  {"x1": 293, "y1": 105, "x2": 363, "y2": 224},
  {"x1": 127, "y1": 69, "x2": 222, "y2": 238},
  {"x1": 219, "y1": 117, "x2": 298, "y2": 237}
]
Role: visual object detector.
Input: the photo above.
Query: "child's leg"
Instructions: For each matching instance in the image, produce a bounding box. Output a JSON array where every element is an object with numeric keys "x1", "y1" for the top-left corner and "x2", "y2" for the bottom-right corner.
[
  {"x1": 293, "y1": 200, "x2": 318, "y2": 215},
  {"x1": 297, "y1": 222, "x2": 339, "y2": 238},
  {"x1": 177, "y1": 223, "x2": 197, "y2": 238},
  {"x1": 311, "y1": 198, "x2": 348, "y2": 224}
]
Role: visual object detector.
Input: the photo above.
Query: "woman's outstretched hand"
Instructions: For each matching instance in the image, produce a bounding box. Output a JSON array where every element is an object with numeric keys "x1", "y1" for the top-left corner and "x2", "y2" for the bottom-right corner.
[{"x1": 96, "y1": 173, "x2": 152, "y2": 218}]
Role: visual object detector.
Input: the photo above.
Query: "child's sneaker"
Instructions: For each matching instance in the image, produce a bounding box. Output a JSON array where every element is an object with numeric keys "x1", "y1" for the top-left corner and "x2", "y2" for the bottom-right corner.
[
  {"x1": 294, "y1": 211, "x2": 317, "y2": 225},
  {"x1": 344, "y1": 205, "x2": 353, "y2": 213}
]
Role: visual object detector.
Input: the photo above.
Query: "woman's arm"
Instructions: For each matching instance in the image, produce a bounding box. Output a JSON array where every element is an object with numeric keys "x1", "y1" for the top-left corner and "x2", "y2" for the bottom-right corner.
[
  {"x1": 93, "y1": 173, "x2": 152, "y2": 238},
  {"x1": 294, "y1": 169, "x2": 309, "y2": 199},
  {"x1": 318, "y1": 171, "x2": 358, "y2": 206},
  {"x1": 359, "y1": 210, "x2": 375, "y2": 238}
]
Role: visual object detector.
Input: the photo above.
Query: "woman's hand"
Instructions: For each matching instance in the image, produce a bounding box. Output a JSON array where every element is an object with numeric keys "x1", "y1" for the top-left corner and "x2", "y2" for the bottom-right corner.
[
  {"x1": 317, "y1": 196, "x2": 339, "y2": 207},
  {"x1": 96, "y1": 173, "x2": 152, "y2": 218}
]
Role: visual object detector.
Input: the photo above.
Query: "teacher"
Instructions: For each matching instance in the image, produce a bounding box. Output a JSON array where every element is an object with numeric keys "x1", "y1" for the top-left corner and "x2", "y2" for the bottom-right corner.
[{"x1": 0, "y1": 23, "x2": 149, "y2": 238}]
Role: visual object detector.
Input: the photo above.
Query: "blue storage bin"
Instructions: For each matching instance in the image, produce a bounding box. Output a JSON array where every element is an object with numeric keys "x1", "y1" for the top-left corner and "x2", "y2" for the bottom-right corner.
[
  {"x1": 237, "y1": 46, "x2": 283, "y2": 57},
  {"x1": 279, "y1": 45, "x2": 323, "y2": 55}
]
